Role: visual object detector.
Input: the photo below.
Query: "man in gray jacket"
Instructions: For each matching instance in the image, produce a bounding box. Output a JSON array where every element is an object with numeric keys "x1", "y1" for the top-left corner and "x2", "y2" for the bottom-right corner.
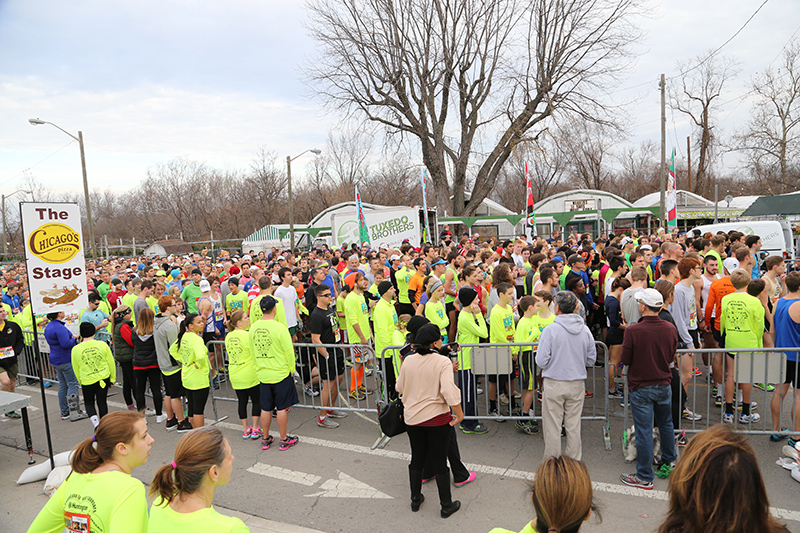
[{"x1": 536, "y1": 291, "x2": 597, "y2": 460}]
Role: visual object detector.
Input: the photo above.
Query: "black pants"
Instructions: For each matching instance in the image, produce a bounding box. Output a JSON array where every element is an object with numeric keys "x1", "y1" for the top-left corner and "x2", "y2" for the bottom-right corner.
[
  {"x1": 118, "y1": 361, "x2": 134, "y2": 406},
  {"x1": 407, "y1": 423, "x2": 451, "y2": 474},
  {"x1": 670, "y1": 367, "x2": 687, "y2": 428},
  {"x1": 134, "y1": 367, "x2": 163, "y2": 415},
  {"x1": 81, "y1": 379, "x2": 109, "y2": 419},
  {"x1": 235, "y1": 385, "x2": 261, "y2": 420},
  {"x1": 380, "y1": 357, "x2": 397, "y2": 401},
  {"x1": 187, "y1": 387, "x2": 209, "y2": 417},
  {"x1": 423, "y1": 425, "x2": 469, "y2": 483}
]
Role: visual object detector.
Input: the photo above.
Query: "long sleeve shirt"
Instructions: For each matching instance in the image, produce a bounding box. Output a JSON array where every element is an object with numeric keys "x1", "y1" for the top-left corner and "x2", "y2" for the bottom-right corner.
[
  {"x1": 44, "y1": 319, "x2": 77, "y2": 366},
  {"x1": 622, "y1": 316, "x2": 677, "y2": 391},
  {"x1": 670, "y1": 282, "x2": 697, "y2": 348},
  {"x1": 396, "y1": 351, "x2": 461, "y2": 425}
]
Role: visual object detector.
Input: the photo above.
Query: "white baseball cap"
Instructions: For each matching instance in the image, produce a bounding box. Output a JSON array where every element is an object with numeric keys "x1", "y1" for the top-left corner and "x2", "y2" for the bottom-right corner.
[
  {"x1": 635, "y1": 288, "x2": 664, "y2": 308},
  {"x1": 199, "y1": 280, "x2": 211, "y2": 292}
]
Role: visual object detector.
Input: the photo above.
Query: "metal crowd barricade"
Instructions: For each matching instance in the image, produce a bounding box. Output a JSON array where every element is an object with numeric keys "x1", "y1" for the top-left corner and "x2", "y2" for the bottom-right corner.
[
  {"x1": 17, "y1": 331, "x2": 58, "y2": 385},
  {"x1": 622, "y1": 347, "x2": 800, "y2": 439},
  {"x1": 379, "y1": 340, "x2": 612, "y2": 451}
]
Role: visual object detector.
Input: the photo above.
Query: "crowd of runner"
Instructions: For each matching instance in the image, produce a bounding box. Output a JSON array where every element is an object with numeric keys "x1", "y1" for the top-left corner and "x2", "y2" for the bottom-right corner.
[{"x1": 4, "y1": 224, "x2": 799, "y2": 530}]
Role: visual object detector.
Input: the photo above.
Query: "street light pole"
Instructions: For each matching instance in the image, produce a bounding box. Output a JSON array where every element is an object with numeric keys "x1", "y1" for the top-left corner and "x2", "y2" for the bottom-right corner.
[
  {"x1": 2, "y1": 189, "x2": 32, "y2": 258},
  {"x1": 286, "y1": 148, "x2": 322, "y2": 252},
  {"x1": 28, "y1": 118, "x2": 98, "y2": 258}
]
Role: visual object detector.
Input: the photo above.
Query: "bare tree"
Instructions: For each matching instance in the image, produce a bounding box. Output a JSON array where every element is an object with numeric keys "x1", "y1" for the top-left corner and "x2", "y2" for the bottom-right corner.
[
  {"x1": 669, "y1": 54, "x2": 738, "y2": 196},
  {"x1": 733, "y1": 41, "x2": 800, "y2": 194},
  {"x1": 554, "y1": 120, "x2": 618, "y2": 191},
  {"x1": 325, "y1": 126, "x2": 373, "y2": 186},
  {"x1": 492, "y1": 135, "x2": 568, "y2": 212},
  {"x1": 305, "y1": 0, "x2": 640, "y2": 216},
  {"x1": 615, "y1": 140, "x2": 660, "y2": 200}
]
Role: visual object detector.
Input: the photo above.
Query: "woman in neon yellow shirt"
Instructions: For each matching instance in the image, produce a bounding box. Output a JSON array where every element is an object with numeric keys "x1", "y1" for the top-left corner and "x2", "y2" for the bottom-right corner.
[
  {"x1": 225, "y1": 310, "x2": 262, "y2": 440},
  {"x1": 423, "y1": 278, "x2": 450, "y2": 344},
  {"x1": 148, "y1": 427, "x2": 247, "y2": 533},
  {"x1": 169, "y1": 314, "x2": 210, "y2": 429},
  {"x1": 28, "y1": 411, "x2": 153, "y2": 533}
]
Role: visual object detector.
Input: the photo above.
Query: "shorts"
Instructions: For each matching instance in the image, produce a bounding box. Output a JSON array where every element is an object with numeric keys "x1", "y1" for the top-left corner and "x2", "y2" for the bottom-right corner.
[
  {"x1": 288, "y1": 325, "x2": 298, "y2": 336},
  {"x1": 351, "y1": 344, "x2": 372, "y2": 364},
  {"x1": 784, "y1": 359, "x2": 799, "y2": 387},
  {"x1": 202, "y1": 331, "x2": 217, "y2": 347},
  {"x1": 712, "y1": 326, "x2": 725, "y2": 349},
  {"x1": 592, "y1": 304, "x2": 607, "y2": 328},
  {"x1": 487, "y1": 373, "x2": 511, "y2": 385},
  {"x1": 214, "y1": 321, "x2": 226, "y2": 339},
  {"x1": 688, "y1": 328, "x2": 700, "y2": 349},
  {"x1": 606, "y1": 328, "x2": 624, "y2": 346},
  {"x1": 445, "y1": 301, "x2": 456, "y2": 316},
  {"x1": 162, "y1": 371, "x2": 184, "y2": 398},
  {"x1": 0, "y1": 362, "x2": 18, "y2": 381},
  {"x1": 519, "y1": 351, "x2": 536, "y2": 391},
  {"x1": 318, "y1": 348, "x2": 346, "y2": 381},
  {"x1": 260, "y1": 374, "x2": 299, "y2": 412}
]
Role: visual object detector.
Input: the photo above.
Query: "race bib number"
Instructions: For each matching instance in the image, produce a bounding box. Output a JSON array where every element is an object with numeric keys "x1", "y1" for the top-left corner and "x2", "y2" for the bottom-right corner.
[
  {"x1": 214, "y1": 309, "x2": 224, "y2": 322},
  {"x1": 352, "y1": 345, "x2": 371, "y2": 363},
  {"x1": 64, "y1": 511, "x2": 90, "y2": 532},
  {"x1": 0, "y1": 346, "x2": 13, "y2": 359}
]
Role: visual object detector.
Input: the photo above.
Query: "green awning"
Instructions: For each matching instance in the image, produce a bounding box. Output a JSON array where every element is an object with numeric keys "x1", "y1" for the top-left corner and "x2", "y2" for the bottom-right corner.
[{"x1": 741, "y1": 193, "x2": 800, "y2": 217}]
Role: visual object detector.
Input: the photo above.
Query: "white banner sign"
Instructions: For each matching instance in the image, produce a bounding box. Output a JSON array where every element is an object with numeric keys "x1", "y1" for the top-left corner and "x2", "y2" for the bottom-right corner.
[{"x1": 21, "y1": 203, "x2": 88, "y2": 315}]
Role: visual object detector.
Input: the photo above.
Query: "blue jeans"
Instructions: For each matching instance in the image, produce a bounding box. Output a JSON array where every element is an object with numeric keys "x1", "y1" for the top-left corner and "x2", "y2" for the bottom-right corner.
[
  {"x1": 53, "y1": 363, "x2": 80, "y2": 415},
  {"x1": 630, "y1": 384, "x2": 677, "y2": 482}
]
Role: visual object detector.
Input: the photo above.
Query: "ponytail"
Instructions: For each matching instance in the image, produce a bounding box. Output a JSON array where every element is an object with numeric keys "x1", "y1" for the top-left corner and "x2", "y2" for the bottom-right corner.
[
  {"x1": 228, "y1": 310, "x2": 245, "y2": 332},
  {"x1": 150, "y1": 426, "x2": 226, "y2": 505},
  {"x1": 71, "y1": 411, "x2": 142, "y2": 474},
  {"x1": 177, "y1": 313, "x2": 199, "y2": 348}
]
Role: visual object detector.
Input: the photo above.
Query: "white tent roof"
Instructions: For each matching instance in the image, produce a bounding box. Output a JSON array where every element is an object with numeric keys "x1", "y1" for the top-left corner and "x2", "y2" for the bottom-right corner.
[{"x1": 633, "y1": 190, "x2": 714, "y2": 208}]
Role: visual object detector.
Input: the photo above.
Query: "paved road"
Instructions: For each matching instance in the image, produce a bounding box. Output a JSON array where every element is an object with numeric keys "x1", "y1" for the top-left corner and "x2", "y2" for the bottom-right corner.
[{"x1": 2, "y1": 381, "x2": 799, "y2": 533}]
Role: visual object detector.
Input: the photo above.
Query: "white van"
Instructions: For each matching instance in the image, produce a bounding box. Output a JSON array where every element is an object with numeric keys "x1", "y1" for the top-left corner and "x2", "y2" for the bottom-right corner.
[{"x1": 690, "y1": 220, "x2": 795, "y2": 260}]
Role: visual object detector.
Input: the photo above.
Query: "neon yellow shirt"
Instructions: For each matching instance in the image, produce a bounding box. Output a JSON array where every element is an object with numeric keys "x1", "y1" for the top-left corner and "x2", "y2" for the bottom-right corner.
[
  {"x1": 391, "y1": 329, "x2": 406, "y2": 375},
  {"x1": 532, "y1": 313, "x2": 556, "y2": 333},
  {"x1": 443, "y1": 267, "x2": 458, "y2": 304},
  {"x1": 335, "y1": 294, "x2": 348, "y2": 332},
  {"x1": 372, "y1": 298, "x2": 398, "y2": 359},
  {"x1": 225, "y1": 291, "x2": 249, "y2": 316},
  {"x1": 514, "y1": 315, "x2": 541, "y2": 346},
  {"x1": 248, "y1": 296, "x2": 286, "y2": 328},
  {"x1": 169, "y1": 333, "x2": 210, "y2": 390},
  {"x1": 345, "y1": 291, "x2": 371, "y2": 344},
  {"x1": 146, "y1": 295, "x2": 159, "y2": 314},
  {"x1": 720, "y1": 292, "x2": 765, "y2": 349},
  {"x1": 249, "y1": 319, "x2": 295, "y2": 384},
  {"x1": 396, "y1": 266, "x2": 412, "y2": 304},
  {"x1": 456, "y1": 310, "x2": 488, "y2": 371},
  {"x1": 224, "y1": 329, "x2": 259, "y2": 390},
  {"x1": 488, "y1": 522, "x2": 536, "y2": 533},
  {"x1": 424, "y1": 299, "x2": 449, "y2": 337},
  {"x1": 71, "y1": 339, "x2": 116, "y2": 387},
  {"x1": 148, "y1": 501, "x2": 247, "y2": 533},
  {"x1": 28, "y1": 470, "x2": 148, "y2": 533},
  {"x1": 122, "y1": 293, "x2": 138, "y2": 325}
]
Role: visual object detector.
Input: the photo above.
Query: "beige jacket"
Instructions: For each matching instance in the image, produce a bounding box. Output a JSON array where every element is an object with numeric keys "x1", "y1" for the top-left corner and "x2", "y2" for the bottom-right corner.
[{"x1": 396, "y1": 352, "x2": 461, "y2": 425}]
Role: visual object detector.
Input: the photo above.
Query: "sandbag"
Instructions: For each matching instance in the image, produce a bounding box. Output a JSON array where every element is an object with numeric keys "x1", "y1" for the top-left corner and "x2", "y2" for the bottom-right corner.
[
  {"x1": 43, "y1": 465, "x2": 72, "y2": 496},
  {"x1": 16, "y1": 450, "x2": 73, "y2": 484}
]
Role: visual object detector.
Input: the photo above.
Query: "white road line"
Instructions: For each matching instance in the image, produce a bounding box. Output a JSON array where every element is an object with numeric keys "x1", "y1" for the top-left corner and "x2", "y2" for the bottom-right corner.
[
  {"x1": 247, "y1": 463, "x2": 321, "y2": 486},
  {"x1": 305, "y1": 472, "x2": 392, "y2": 499},
  {"x1": 19, "y1": 385, "x2": 800, "y2": 522}
]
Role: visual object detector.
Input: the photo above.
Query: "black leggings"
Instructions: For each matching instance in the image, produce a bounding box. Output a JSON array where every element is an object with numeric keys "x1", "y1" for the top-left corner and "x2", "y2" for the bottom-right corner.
[
  {"x1": 671, "y1": 367, "x2": 687, "y2": 428},
  {"x1": 407, "y1": 423, "x2": 451, "y2": 474},
  {"x1": 235, "y1": 385, "x2": 261, "y2": 420},
  {"x1": 81, "y1": 379, "x2": 109, "y2": 419},
  {"x1": 134, "y1": 367, "x2": 162, "y2": 415},
  {"x1": 422, "y1": 425, "x2": 469, "y2": 483},
  {"x1": 187, "y1": 387, "x2": 209, "y2": 417},
  {"x1": 118, "y1": 361, "x2": 134, "y2": 406}
]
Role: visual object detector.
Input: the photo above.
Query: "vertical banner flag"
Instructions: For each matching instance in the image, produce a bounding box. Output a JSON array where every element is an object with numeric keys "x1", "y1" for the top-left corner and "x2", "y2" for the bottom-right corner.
[
  {"x1": 525, "y1": 162, "x2": 536, "y2": 240},
  {"x1": 355, "y1": 186, "x2": 371, "y2": 248},
  {"x1": 21, "y1": 202, "x2": 89, "y2": 315},
  {"x1": 421, "y1": 169, "x2": 431, "y2": 243},
  {"x1": 666, "y1": 148, "x2": 677, "y2": 228}
]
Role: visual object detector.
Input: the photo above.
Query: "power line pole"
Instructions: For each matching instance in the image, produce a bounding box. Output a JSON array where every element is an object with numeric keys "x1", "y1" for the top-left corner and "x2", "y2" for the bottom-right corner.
[
  {"x1": 659, "y1": 74, "x2": 666, "y2": 228},
  {"x1": 687, "y1": 136, "x2": 692, "y2": 193}
]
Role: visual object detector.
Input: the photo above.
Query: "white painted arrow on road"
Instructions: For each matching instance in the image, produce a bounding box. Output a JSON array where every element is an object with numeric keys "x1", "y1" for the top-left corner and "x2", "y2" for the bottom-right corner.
[{"x1": 247, "y1": 463, "x2": 392, "y2": 499}]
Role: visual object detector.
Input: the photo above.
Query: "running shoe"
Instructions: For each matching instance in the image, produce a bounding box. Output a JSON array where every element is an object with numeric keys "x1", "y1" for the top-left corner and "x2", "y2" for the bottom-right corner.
[
  {"x1": 279, "y1": 435, "x2": 299, "y2": 451},
  {"x1": 675, "y1": 430, "x2": 688, "y2": 447},
  {"x1": 714, "y1": 395, "x2": 724, "y2": 407},
  {"x1": 165, "y1": 417, "x2": 179, "y2": 432},
  {"x1": 358, "y1": 385, "x2": 373, "y2": 395},
  {"x1": 317, "y1": 417, "x2": 339, "y2": 429},
  {"x1": 608, "y1": 389, "x2": 623, "y2": 398},
  {"x1": 499, "y1": 393, "x2": 510, "y2": 405},
  {"x1": 349, "y1": 389, "x2": 366, "y2": 401},
  {"x1": 620, "y1": 473, "x2": 653, "y2": 490},
  {"x1": 243, "y1": 427, "x2": 252, "y2": 439},
  {"x1": 723, "y1": 413, "x2": 734, "y2": 424},
  {"x1": 682, "y1": 409, "x2": 702, "y2": 421},
  {"x1": 515, "y1": 420, "x2": 541, "y2": 435},
  {"x1": 61, "y1": 413, "x2": 70, "y2": 420},
  {"x1": 454, "y1": 472, "x2": 477, "y2": 487},
  {"x1": 584, "y1": 390, "x2": 594, "y2": 398},
  {"x1": 422, "y1": 476, "x2": 434, "y2": 484},
  {"x1": 512, "y1": 392, "x2": 521, "y2": 400},
  {"x1": 739, "y1": 412, "x2": 761, "y2": 424},
  {"x1": 364, "y1": 368, "x2": 373, "y2": 377},
  {"x1": 488, "y1": 409, "x2": 505, "y2": 423},
  {"x1": 176, "y1": 419, "x2": 193, "y2": 433},
  {"x1": 212, "y1": 377, "x2": 220, "y2": 390},
  {"x1": 250, "y1": 427, "x2": 263, "y2": 439},
  {"x1": 327, "y1": 410, "x2": 348, "y2": 418},
  {"x1": 304, "y1": 385, "x2": 320, "y2": 397},
  {"x1": 770, "y1": 430, "x2": 789, "y2": 442},
  {"x1": 754, "y1": 383, "x2": 775, "y2": 392},
  {"x1": 655, "y1": 462, "x2": 675, "y2": 479},
  {"x1": 735, "y1": 401, "x2": 758, "y2": 410},
  {"x1": 477, "y1": 388, "x2": 484, "y2": 395},
  {"x1": 459, "y1": 423, "x2": 489, "y2": 435},
  {"x1": 42, "y1": 381, "x2": 52, "y2": 388},
  {"x1": 261, "y1": 435, "x2": 274, "y2": 450},
  {"x1": 4, "y1": 411, "x2": 21, "y2": 419},
  {"x1": 692, "y1": 367, "x2": 702, "y2": 376},
  {"x1": 711, "y1": 387, "x2": 718, "y2": 397},
  {"x1": 155, "y1": 413, "x2": 168, "y2": 424},
  {"x1": 789, "y1": 438, "x2": 800, "y2": 450}
]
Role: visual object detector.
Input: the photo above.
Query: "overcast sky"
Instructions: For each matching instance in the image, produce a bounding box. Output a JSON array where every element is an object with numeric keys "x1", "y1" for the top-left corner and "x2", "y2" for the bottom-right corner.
[{"x1": 1, "y1": 0, "x2": 798, "y2": 198}]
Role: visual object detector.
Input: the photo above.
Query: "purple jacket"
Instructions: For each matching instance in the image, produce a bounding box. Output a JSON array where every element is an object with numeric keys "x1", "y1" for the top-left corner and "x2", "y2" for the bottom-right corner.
[{"x1": 44, "y1": 319, "x2": 77, "y2": 366}]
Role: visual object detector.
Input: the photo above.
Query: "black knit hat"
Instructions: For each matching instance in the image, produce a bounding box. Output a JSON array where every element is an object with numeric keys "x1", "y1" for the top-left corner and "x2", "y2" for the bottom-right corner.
[
  {"x1": 414, "y1": 323, "x2": 441, "y2": 346},
  {"x1": 458, "y1": 286, "x2": 478, "y2": 307},
  {"x1": 406, "y1": 316, "x2": 430, "y2": 336}
]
